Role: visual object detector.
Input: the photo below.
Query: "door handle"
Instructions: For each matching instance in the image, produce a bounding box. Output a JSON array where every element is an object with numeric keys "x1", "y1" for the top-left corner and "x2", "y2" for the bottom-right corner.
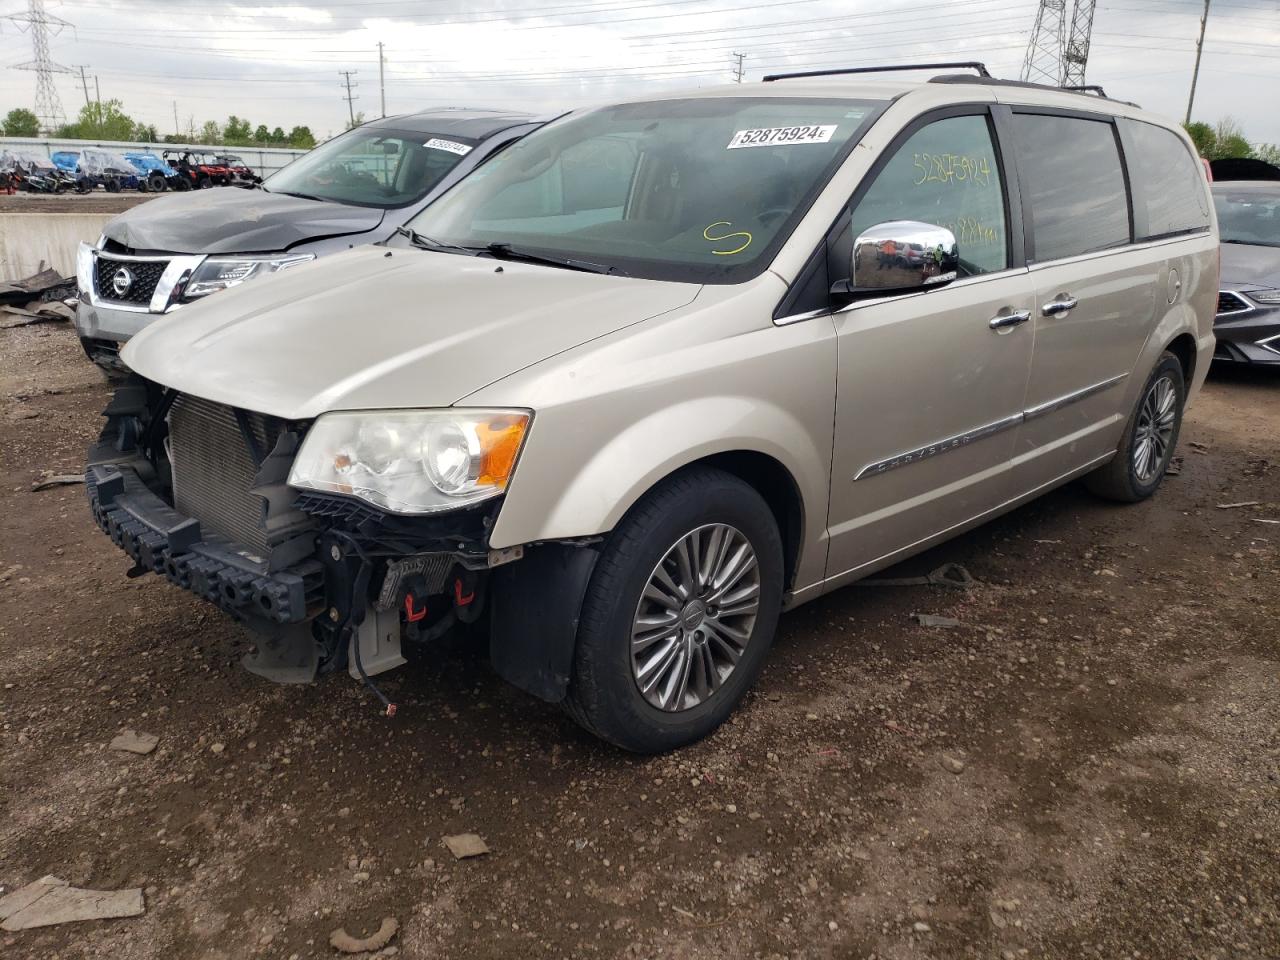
[
  {"x1": 989, "y1": 309, "x2": 1032, "y2": 332},
  {"x1": 1041, "y1": 295, "x2": 1079, "y2": 317}
]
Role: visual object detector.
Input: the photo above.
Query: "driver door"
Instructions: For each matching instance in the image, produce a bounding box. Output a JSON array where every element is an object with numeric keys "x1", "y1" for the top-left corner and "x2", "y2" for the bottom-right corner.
[{"x1": 824, "y1": 108, "x2": 1035, "y2": 584}]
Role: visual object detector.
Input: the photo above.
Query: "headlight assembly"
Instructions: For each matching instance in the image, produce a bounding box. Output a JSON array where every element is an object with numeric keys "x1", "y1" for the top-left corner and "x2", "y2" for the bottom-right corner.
[
  {"x1": 182, "y1": 253, "x2": 314, "y2": 300},
  {"x1": 288, "y1": 410, "x2": 531, "y2": 514}
]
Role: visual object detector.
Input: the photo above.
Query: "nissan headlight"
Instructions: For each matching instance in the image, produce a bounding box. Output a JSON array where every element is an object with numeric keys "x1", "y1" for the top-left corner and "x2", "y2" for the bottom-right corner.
[
  {"x1": 76, "y1": 241, "x2": 96, "y2": 297},
  {"x1": 288, "y1": 410, "x2": 531, "y2": 514},
  {"x1": 182, "y1": 253, "x2": 314, "y2": 300}
]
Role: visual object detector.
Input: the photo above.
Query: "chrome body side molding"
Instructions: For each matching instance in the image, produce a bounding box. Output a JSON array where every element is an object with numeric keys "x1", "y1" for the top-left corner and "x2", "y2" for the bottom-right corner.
[{"x1": 853, "y1": 372, "x2": 1128, "y2": 481}]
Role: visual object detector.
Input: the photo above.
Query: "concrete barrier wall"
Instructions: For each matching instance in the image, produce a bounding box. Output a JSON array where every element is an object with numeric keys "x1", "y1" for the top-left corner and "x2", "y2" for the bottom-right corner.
[{"x1": 0, "y1": 212, "x2": 113, "y2": 280}]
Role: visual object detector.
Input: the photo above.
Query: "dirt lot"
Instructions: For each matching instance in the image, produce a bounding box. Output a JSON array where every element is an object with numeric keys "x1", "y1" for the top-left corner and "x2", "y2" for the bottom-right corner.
[
  {"x1": 0, "y1": 193, "x2": 156, "y2": 216},
  {"x1": 1, "y1": 322, "x2": 1277, "y2": 960}
]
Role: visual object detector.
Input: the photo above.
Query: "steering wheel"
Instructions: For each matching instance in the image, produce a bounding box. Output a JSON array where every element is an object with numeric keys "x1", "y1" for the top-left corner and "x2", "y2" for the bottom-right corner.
[{"x1": 756, "y1": 207, "x2": 791, "y2": 227}]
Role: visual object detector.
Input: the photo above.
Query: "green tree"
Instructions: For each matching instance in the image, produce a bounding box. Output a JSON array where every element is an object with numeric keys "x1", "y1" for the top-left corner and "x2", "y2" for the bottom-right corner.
[
  {"x1": 132, "y1": 122, "x2": 159, "y2": 143},
  {"x1": 345, "y1": 111, "x2": 366, "y2": 131},
  {"x1": 287, "y1": 125, "x2": 316, "y2": 149},
  {"x1": 224, "y1": 115, "x2": 253, "y2": 145},
  {"x1": 1255, "y1": 143, "x2": 1280, "y2": 166},
  {"x1": 1184, "y1": 121, "x2": 1215, "y2": 158},
  {"x1": 269, "y1": 126, "x2": 286, "y2": 144},
  {"x1": 68, "y1": 98, "x2": 136, "y2": 141},
  {"x1": 1213, "y1": 117, "x2": 1251, "y2": 160},
  {"x1": 253, "y1": 124, "x2": 270, "y2": 144},
  {"x1": 3, "y1": 107, "x2": 40, "y2": 137},
  {"x1": 199, "y1": 120, "x2": 222, "y2": 145}
]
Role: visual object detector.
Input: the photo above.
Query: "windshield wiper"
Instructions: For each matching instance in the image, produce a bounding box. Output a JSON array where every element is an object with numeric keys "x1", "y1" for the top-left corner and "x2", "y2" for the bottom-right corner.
[
  {"x1": 394, "y1": 226, "x2": 480, "y2": 256},
  {"x1": 481, "y1": 242, "x2": 619, "y2": 275},
  {"x1": 1222, "y1": 238, "x2": 1280, "y2": 247},
  {"x1": 275, "y1": 189, "x2": 325, "y2": 202}
]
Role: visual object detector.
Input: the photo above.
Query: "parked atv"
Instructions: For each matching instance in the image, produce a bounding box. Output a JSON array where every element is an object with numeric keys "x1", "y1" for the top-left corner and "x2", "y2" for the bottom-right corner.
[
  {"x1": 125, "y1": 152, "x2": 178, "y2": 193},
  {"x1": 0, "y1": 150, "x2": 74, "y2": 193},
  {"x1": 162, "y1": 150, "x2": 230, "y2": 189},
  {"x1": 75, "y1": 148, "x2": 142, "y2": 193},
  {"x1": 214, "y1": 153, "x2": 259, "y2": 184}
]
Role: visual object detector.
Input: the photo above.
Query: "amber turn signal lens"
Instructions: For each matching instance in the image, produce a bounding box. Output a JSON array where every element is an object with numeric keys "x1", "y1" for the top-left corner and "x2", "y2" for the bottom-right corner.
[{"x1": 476, "y1": 414, "x2": 528, "y2": 488}]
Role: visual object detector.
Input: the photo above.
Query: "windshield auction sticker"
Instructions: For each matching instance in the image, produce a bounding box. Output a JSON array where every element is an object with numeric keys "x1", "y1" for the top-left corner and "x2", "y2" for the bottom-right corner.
[
  {"x1": 727, "y1": 124, "x2": 838, "y2": 149},
  {"x1": 425, "y1": 138, "x2": 473, "y2": 155}
]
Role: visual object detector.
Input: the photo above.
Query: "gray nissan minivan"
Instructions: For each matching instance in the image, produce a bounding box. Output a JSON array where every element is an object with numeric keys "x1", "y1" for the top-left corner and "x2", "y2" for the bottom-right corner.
[{"x1": 86, "y1": 64, "x2": 1217, "y2": 752}]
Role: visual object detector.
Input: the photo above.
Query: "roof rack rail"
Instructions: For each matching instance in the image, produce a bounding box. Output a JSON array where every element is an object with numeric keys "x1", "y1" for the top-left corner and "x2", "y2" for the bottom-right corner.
[
  {"x1": 763, "y1": 61, "x2": 991, "y2": 83},
  {"x1": 1062, "y1": 84, "x2": 1108, "y2": 97}
]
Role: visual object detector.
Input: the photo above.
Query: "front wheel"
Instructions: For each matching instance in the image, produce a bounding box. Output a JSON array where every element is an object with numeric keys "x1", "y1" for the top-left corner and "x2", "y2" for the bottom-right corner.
[
  {"x1": 1085, "y1": 351, "x2": 1185, "y2": 502},
  {"x1": 564, "y1": 467, "x2": 784, "y2": 753}
]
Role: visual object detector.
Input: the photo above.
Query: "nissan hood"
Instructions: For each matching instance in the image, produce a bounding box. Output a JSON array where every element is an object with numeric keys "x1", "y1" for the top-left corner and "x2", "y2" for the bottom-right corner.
[
  {"x1": 103, "y1": 187, "x2": 385, "y2": 255},
  {"x1": 1220, "y1": 241, "x2": 1280, "y2": 291},
  {"x1": 122, "y1": 245, "x2": 701, "y2": 420}
]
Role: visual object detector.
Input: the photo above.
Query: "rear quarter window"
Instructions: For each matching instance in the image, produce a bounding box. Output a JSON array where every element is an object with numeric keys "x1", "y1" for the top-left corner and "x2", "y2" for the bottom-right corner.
[{"x1": 1124, "y1": 120, "x2": 1211, "y2": 240}]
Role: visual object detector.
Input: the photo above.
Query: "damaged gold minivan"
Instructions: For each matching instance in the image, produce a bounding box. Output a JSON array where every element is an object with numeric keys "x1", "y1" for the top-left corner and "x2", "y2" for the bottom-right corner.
[{"x1": 87, "y1": 64, "x2": 1217, "y2": 752}]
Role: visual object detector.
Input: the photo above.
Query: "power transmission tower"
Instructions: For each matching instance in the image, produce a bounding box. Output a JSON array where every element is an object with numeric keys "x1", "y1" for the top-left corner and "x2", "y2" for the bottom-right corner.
[
  {"x1": 377, "y1": 42, "x2": 386, "y2": 118},
  {"x1": 1062, "y1": 0, "x2": 1098, "y2": 86},
  {"x1": 1020, "y1": 0, "x2": 1068, "y2": 85},
  {"x1": 731, "y1": 51, "x2": 746, "y2": 83},
  {"x1": 339, "y1": 70, "x2": 359, "y2": 127},
  {"x1": 1185, "y1": 0, "x2": 1211, "y2": 124},
  {"x1": 3, "y1": 0, "x2": 75, "y2": 132}
]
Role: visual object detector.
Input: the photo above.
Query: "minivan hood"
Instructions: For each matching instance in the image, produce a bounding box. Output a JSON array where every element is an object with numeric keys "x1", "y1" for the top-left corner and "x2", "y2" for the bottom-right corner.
[
  {"x1": 103, "y1": 188, "x2": 386, "y2": 255},
  {"x1": 122, "y1": 245, "x2": 700, "y2": 420},
  {"x1": 1220, "y1": 241, "x2": 1280, "y2": 290}
]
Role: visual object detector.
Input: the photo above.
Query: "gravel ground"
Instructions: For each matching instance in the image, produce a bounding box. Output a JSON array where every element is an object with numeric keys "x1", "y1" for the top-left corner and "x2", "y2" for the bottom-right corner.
[
  {"x1": 1, "y1": 192, "x2": 159, "y2": 215},
  {"x1": 0, "y1": 322, "x2": 1277, "y2": 959}
]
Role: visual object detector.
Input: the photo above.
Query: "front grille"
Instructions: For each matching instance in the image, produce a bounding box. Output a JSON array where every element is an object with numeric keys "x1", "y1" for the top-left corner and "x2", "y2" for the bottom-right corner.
[
  {"x1": 1217, "y1": 291, "x2": 1251, "y2": 316},
  {"x1": 168, "y1": 397, "x2": 284, "y2": 556},
  {"x1": 94, "y1": 254, "x2": 168, "y2": 306}
]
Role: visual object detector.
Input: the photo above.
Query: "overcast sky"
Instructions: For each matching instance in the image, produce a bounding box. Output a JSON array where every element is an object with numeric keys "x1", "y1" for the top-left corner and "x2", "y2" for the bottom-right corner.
[{"x1": 2, "y1": 0, "x2": 1277, "y2": 144}]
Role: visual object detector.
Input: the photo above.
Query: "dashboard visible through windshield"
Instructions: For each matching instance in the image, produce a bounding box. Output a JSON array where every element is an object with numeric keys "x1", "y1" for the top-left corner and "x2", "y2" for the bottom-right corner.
[
  {"x1": 407, "y1": 97, "x2": 884, "y2": 282},
  {"x1": 265, "y1": 127, "x2": 477, "y2": 209}
]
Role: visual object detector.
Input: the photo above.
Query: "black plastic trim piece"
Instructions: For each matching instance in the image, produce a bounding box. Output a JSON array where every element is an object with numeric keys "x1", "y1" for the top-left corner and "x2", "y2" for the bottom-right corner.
[{"x1": 489, "y1": 542, "x2": 599, "y2": 703}]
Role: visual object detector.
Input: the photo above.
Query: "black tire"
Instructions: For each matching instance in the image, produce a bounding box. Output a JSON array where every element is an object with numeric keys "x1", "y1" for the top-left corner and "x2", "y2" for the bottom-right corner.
[
  {"x1": 1085, "y1": 351, "x2": 1185, "y2": 502},
  {"x1": 564, "y1": 467, "x2": 784, "y2": 753},
  {"x1": 198, "y1": 175, "x2": 211, "y2": 189},
  {"x1": 173, "y1": 177, "x2": 191, "y2": 191},
  {"x1": 147, "y1": 171, "x2": 167, "y2": 192}
]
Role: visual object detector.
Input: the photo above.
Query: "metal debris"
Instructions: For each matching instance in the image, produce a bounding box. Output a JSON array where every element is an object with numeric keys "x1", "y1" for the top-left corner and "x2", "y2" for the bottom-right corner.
[
  {"x1": 329, "y1": 916, "x2": 398, "y2": 954},
  {"x1": 0, "y1": 876, "x2": 144, "y2": 931},
  {"x1": 913, "y1": 613, "x2": 962, "y2": 628},
  {"x1": 858, "y1": 562, "x2": 976, "y2": 589},
  {"x1": 1217, "y1": 501, "x2": 1262, "y2": 509},
  {"x1": 31, "y1": 474, "x2": 85, "y2": 492}
]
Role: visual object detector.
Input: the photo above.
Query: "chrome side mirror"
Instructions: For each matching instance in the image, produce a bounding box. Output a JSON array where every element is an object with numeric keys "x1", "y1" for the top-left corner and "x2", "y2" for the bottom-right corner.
[{"x1": 844, "y1": 220, "x2": 959, "y2": 295}]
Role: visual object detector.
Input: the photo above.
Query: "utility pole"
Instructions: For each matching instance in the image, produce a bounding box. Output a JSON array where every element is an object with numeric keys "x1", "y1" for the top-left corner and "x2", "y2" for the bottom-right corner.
[
  {"x1": 731, "y1": 51, "x2": 746, "y2": 83},
  {"x1": 94, "y1": 74, "x2": 100, "y2": 110},
  {"x1": 173, "y1": 100, "x2": 180, "y2": 137},
  {"x1": 77, "y1": 64, "x2": 92, "y2": 108},
  {"x1": 377, "y1": 42, "x2": 386, "y2": 118},
  {"x1": 1185, "y1": 0, "x2": 1211, "y2": 125},
  {"x1": 339, "y1": 70, "x2": 359, "y2": 127}
]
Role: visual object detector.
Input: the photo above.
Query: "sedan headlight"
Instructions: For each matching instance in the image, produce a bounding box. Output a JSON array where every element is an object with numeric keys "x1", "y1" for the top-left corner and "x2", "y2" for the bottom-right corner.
[
  {"x1": 288, "y1": 410, "x2": 531, "y2": 514},
  {"x1": 1251, "y1": 288, "x2": 1280, "y2": 304},
  {"x1": 182, "y1": 253, "x2": 314, "y2": 300}
]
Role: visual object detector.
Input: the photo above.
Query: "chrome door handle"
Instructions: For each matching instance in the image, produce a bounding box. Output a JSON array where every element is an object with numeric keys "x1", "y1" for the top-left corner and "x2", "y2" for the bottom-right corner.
[
  {"x1": 1041, "y1": 296, "x2": 1079, "y2": 317},
  {"x1": 989, "y1": 309, "x2": 1032, "y2": 332}
]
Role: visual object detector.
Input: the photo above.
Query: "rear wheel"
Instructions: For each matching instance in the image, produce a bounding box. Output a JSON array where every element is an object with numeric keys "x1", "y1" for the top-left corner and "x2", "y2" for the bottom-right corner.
[
  {"x1": 564, "y1": 467, "x2": 784, "y2": 753},
  {"x1": 174, "y1": 176, "x2": 191, "y2": 191},
  {"x1": 1085, "y1": 351, "x2": 1185, "y2": 502},
  {"x1": 147, "y1": 171, "x2": 167, "y2": 192},
  {"x1": 198, "y1": 175, "x2": 212, "y2": 189}
]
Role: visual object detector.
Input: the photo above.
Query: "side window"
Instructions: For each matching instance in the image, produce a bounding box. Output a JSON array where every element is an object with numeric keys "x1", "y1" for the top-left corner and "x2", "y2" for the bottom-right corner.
[
  {"x1": 849, "y1": 114, "x2": 1009, "y2": 276},
  {"x1": 1125, "y1": 120, "x2": 1211, "y2": 240},
  {"x1": 1012, "y1": 113, "x2": 1129, "y2": 261}
]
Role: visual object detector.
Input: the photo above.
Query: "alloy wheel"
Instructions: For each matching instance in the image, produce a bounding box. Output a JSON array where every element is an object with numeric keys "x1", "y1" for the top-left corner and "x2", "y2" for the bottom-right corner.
[
  {"x1": 630, "y1": 523, "x2": 760, "y2": 713},
  {"x1": 1133, "y1": 375, "x2": 1177, "y2": 482}
]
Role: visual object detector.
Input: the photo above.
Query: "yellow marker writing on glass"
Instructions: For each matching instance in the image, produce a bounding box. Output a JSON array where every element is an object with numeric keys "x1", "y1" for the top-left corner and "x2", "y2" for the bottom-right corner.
[{"x1": 703, "y1": 221, "x2": 753, "y2": 256}]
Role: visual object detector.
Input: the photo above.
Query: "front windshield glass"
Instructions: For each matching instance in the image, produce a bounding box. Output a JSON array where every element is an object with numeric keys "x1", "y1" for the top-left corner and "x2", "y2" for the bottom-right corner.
[
  {"x1": 1214, "y1": 188, "x2": 1280, "y2": 247},
  {"x1": 265, "y1": 127, "x2": 477, "y2": 208},
  {"x1": 408, "y1": 97, "x2": 881, "y2": 282}
]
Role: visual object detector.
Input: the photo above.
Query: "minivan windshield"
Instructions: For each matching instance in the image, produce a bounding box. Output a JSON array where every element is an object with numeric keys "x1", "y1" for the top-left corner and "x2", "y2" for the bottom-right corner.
[
  {"x1": 407, "y1": 97, "x2": 882, "y2": 282},
  {"x1": 1214, "y1": 187, "x2": 1280, "y2": 247},
  {"x1": 265, "y1": 126, "x2": 477, "y2": 208}
]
